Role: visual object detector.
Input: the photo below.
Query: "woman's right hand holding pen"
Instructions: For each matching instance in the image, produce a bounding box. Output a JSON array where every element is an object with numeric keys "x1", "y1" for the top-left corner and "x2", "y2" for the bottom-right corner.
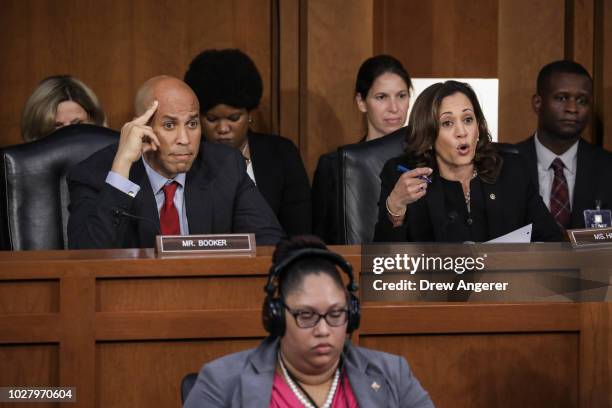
[{"x1": 386, "y1": 166, "x2": 433, "y2": 219}]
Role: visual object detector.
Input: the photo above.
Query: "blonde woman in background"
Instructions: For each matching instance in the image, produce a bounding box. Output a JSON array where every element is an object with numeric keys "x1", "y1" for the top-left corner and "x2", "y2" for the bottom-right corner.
[{"x1": 21, "y1": 75, "x2": 106, "y2": 142}]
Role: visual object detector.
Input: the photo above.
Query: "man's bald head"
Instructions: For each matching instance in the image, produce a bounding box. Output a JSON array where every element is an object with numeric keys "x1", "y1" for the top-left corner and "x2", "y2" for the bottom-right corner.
[
  {"x1": 134, "y1": 76, "x2": 202, "y2": 179},
  {"x1": 134, "y1": 76, "x2": 199, "y2": 116}
]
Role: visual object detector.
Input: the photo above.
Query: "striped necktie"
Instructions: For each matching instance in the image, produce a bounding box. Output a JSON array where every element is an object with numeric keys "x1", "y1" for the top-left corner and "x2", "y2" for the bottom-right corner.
[{"x1": 549, "y1": 158, "x2": 571, "y2": 229}]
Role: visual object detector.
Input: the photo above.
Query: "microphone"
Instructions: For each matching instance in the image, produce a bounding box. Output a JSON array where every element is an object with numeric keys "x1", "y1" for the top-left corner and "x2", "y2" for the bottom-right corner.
[{"x1": 113, "y1": 209, "x2": 161, "y2": 235}]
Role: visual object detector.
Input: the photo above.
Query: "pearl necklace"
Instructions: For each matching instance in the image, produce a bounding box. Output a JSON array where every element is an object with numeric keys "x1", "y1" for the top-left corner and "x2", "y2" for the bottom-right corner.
[
  {"x1": 463, "y1": 169, "x2": 478, "y2": 214},
  {"x1": 278, "y1": 353, "x2": 340, "y2": 408},
  {"x1": 465, "y1": 190, "x2": 471, "y2": 213}
]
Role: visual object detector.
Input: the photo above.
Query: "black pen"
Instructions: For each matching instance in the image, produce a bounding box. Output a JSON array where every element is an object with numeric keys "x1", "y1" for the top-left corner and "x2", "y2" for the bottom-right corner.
[{"x1": 396, "y1": 164, "x2": 432, "y2": 183}]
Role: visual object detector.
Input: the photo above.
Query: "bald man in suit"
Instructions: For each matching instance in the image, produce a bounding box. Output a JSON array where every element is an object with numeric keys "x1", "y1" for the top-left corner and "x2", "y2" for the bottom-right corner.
[{"x1": 68, "y1": 76, "x2": 284, "y2": 248}]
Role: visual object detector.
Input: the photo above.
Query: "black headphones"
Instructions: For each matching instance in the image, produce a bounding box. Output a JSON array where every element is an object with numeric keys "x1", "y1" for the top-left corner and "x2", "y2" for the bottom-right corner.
[{"x1": 262, "y1": 248, "x2": 360, "y2": 337}]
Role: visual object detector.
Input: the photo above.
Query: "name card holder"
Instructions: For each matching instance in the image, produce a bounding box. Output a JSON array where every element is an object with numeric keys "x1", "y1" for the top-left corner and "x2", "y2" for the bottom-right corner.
[
  {"x1": 155, "y1": 233, "x2": 256, "y2": 258},
  {"x1": 568, "y1": 227, "x2": 612, "y2": 248}
]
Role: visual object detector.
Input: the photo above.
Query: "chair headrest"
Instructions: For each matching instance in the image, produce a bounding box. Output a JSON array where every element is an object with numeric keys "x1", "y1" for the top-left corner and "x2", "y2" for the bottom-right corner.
[
  {"x1": 0, "y1": 124, "x2": 119, "y2": 250},
  {"x1": 1, "y1": 124, "x2": 119, "y2": 171}
]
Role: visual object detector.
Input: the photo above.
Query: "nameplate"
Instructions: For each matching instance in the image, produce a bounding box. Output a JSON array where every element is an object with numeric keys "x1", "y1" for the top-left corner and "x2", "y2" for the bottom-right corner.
[
  {"x1": 155, "y1": 233, "x2": 256, "y2": 257},
  {"x1": 568, "y1": 227, "x2": 612, "y2": 248}
]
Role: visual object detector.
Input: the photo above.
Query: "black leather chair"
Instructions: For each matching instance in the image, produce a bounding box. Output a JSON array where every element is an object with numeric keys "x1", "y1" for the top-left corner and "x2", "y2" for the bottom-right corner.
[
  {"x1": 181, "y1": 372, "x2": 198, "y2": 404},
  {"x1": 338, "y1": 127, "x2": 407, "y2": 244},
  {"x1": 494, "y1": 142, "x2": 519, "y2": 155},
  {"x1": 338, "y1": 126, "x2": 519, "y2": 245},
  {"x1": 0, "y1": 124, "x2": 119, "y2": 250}
]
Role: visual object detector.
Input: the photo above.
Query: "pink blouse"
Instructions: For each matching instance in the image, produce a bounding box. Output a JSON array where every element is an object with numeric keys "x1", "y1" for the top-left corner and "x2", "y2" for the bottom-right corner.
[{"x1": 270, "y1": 370, "x2": 359, "y2": 408}]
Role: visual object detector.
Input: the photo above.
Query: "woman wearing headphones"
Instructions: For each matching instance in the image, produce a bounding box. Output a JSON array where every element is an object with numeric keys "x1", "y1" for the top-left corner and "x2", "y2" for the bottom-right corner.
[{"x1": 184, "y1": 236, "x2": 433, "y2": 408}]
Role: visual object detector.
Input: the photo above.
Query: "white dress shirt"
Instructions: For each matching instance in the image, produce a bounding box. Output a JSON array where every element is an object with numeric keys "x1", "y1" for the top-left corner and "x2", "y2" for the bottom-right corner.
[
  {"x1": 534, "y1": 133, "x2": 579, "y2": 210},
  {"x1": 105, "y1": 157, "x2": 189, "y2": 235},
  {"x1": 246, "y1": 160, "x2": 256, "y2": 185}
]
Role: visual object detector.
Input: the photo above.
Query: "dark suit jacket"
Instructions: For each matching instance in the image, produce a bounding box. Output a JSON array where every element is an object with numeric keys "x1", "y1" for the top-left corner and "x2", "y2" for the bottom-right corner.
[
  {"x1": 67, "y1": 141, "x2": 284, "y2": 249},
  {"x1": 184, "y1": 336, "x2": 434, "y2": 408},
  {"x1": 516, "y1": 136, "x2": 612, "y2": 229},
  {"x1": 249, "y1": 131, "x2": 312, "y2": 236},
  {"x1": 374, "y1": 152, "x2": 562, "y2": 242},
  {"x1": 311, "y1": 150, "x2": 340, "y2": 244}
]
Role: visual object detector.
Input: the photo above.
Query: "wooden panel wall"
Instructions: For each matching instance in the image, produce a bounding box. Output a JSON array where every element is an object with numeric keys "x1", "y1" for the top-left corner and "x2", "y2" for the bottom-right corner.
[
  {"x1": 0, "y1": 0, "x2": 273, "y2": 147},
  {"x1": 362, "y1": 333, "x2": 579, "y2": 407},
  {"x1": 299, "y1": 0, "x2": 374, "y2": 177},
  {"x1": 0, "y1": 247, "x2": 609, "y2": 407},
  {"x1": 277, "y1": 0, "x2": 301, "y2": 142},
  {"x1": 373, "y1": 0, "x2": 611, "y2": 149},
  {"x1": 0, "y1": 0, "x2": 610, "y2": 172},
  {"x1": 96, "y1": 339, "x2": 261, "y2": 408},
  {"x1": 0, "y1": 344, "x2": 59, "y2": 408},
  {"x1": 498, "y1": 0, "x2": 565, "y2": 143},
  {"x1": 599, "y1": 0, "x2": 612, "y2": 149},
  {"x1": 374, "y1": 0, "x2": 498, "y2": 78}
]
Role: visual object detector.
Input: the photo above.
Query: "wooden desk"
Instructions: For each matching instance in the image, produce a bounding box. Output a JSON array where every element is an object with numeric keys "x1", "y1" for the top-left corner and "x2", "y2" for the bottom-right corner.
[{"x1": 0, "y1": 245, "x2": 609, "y2": 408}]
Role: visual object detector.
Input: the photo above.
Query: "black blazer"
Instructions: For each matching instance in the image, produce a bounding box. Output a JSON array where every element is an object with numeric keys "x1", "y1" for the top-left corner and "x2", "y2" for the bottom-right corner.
[
  {"x1": 67, "y1": 141, "x2": 284, "y2": 249},
  {"x1": 516, "y1": 135, "x2": 612, "y2": 229},
  {"x1": 249, "y1": 131, "x2": 312, "y2": 236},
  {"x1": 311, "y1": 151, "x2": 340, "y2": 244},
  {"x1": 373, "y1": 152, "x2": 562, "y2": 242}
]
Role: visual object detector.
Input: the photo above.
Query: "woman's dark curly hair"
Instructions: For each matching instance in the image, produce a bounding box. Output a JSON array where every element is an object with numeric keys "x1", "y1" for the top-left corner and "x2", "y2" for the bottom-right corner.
[
  {"x1": 403, "y1": 80, "x2": 502, "y2": 183},
  {"x1": 184, "y1": 48, "x2": 263, "y2": 114}
]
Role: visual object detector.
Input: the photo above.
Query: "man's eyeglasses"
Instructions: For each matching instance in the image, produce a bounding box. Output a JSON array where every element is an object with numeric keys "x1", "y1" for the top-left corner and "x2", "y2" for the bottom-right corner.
[{"x1": 283, "y1": 303, "x2": 348, "y2": 329}]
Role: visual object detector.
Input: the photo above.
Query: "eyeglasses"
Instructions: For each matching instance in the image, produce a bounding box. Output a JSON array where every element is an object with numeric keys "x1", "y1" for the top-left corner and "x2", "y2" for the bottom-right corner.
[{"x1": 283, "y1": 303, "x2": 349, "y2": 329}]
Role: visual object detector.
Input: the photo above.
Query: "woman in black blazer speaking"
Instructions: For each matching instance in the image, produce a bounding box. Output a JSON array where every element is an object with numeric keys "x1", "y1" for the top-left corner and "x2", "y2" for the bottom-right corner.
[{"x1": 374, "y1": 81, "x2": 562, "y2": 243}]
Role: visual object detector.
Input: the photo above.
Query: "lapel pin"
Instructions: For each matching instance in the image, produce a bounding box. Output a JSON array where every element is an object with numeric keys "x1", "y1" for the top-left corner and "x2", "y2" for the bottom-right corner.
[
  {"x1": 489, "y1": 193, "x2": 496, "y2": 200},
  {"x1": 371, "y1": 381, "x2": 380, "y2": 391}
]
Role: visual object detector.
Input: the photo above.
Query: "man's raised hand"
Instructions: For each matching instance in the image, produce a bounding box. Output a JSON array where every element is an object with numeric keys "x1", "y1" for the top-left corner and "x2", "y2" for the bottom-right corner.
[{"x1": 111, "y1": 101, "x2": 160, "y2": 178}]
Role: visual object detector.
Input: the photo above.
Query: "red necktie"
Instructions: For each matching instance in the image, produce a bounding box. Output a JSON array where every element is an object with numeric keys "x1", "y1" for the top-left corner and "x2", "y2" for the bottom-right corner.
[
  {"x1": 160, "y1": 181, "x2": 180, "y2": 235},
  {"x1": 549, "y1": 158, "x2": 571, "y2": 229}
]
